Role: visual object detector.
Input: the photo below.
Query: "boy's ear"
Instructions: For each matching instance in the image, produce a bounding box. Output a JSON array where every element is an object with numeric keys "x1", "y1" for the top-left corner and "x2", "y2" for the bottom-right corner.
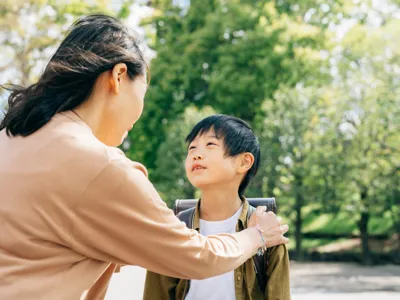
[{"x1": 237, "y1": 152, "x2": 254, "y2": 174}]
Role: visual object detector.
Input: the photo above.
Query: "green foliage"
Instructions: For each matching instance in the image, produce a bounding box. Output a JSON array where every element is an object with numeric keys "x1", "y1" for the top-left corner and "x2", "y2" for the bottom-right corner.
[
  {"x1": 131, "y1": 0, "x2": 330, "y2": 169},
  {"x1": 333, "y1": 16, "x2": 399, "y2": 221},
  {"x1": 0, "y1": 0, "x2": 112, "y2": 85}
]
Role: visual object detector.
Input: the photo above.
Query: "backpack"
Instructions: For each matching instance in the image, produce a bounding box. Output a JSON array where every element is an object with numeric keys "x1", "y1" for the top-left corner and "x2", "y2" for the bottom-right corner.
[{"x1": 175, "y1": 198, "x2": 276, "y2": 293}]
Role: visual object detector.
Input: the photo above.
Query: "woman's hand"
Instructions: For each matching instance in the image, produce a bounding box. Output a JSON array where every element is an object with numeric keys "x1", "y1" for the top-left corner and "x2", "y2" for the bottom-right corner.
[{"x1": 248, "y1": 206, "x2": 289, "y2": 248}]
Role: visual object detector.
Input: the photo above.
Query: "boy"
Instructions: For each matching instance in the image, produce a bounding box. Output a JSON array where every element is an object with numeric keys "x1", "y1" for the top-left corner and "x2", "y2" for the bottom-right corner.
[{"x1": 143, "y1": 114, "x2": 291, "y2": 300}]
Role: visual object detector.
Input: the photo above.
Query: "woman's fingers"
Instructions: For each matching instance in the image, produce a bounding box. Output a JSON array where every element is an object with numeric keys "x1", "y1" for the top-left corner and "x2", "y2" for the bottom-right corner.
[
  {"x1": 255, "y1": 212, "x2": 290, "y2": 248},
  {"x1": 249, "y1": 207, "x2": 290, "y2": 247},
  {"x1": 248, "y1": 211, "x2": 257, "y2": 227},
  {"x1": 256, "y1": 206, "x2": 267, "y2": 215},
  {"x1": 280, "y1": 236, "x2": 290, "y2": 244},
  {"x1": 267, "y1": 211, "x2": 276, "y2": 217},
  {"x1": 280, "y1": 224, "x2": 289, "y2": 235}
]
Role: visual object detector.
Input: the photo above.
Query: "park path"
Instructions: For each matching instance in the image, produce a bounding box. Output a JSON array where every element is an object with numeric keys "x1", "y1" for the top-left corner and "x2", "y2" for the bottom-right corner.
[{"x1": 105, "y1": 262, "x2": 400, "y2": 300}]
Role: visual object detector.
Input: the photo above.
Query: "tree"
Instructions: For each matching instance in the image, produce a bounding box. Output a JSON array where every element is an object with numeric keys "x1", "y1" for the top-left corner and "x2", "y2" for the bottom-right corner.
[
  {"x1": 131, "y1": 0, "x2": 330, "y2": 171},
  {"x1": 0, "y1": 0, "x2": 117, "y2": 86},
  {"x1": 256, "y1": 0, "x2": 400, "y2": 263},
  {"x1": 332, "y1": 9, "x2": 400, "y2": 264},
  {"x1": 257, "y1": 86, "x2": 340, "y2": 260}
]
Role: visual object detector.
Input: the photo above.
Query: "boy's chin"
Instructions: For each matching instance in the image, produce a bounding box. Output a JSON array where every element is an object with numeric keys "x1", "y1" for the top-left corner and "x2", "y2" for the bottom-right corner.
[
  {"x1": 189, "y1": 179, "x2": 218, "y2": 191},
  {"x1": 188, "y1": 179, "x2": 208, "y2": 190}
]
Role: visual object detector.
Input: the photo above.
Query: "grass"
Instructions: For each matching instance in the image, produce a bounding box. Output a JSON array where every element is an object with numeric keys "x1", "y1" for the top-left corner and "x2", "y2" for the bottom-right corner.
[
  {"x1": 301, "y1": 207, "x2": 393, "y2": 235},
  {"x1": 287, "y1": 238, "x2": 340, "y2": 251},
  {"x1": 286, "y1": 205, "x2": 395, "y2": 253}
]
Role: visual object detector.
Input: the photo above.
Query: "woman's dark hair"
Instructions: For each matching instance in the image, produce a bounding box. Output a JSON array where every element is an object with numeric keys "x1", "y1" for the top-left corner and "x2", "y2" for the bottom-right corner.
[
  {"x1": 186, "y1": 114, "x2": 261, "y2": 196},
  {"x1": 0, "y1": 14, "x2": 148, "y2": 137}
]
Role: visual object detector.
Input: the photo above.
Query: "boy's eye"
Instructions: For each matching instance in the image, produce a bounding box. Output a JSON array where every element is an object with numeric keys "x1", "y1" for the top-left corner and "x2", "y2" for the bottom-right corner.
[
  {"x1": 188, "y1": 146, "x2": 196, "y2": 150},
  {"x1": 207, "y1": 142, "x2": 216, "y2": 146}
]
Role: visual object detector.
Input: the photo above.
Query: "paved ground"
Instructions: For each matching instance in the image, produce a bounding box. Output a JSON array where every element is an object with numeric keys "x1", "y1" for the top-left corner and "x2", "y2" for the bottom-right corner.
[
  {"x1": 105, "y1": 262, "x2": 400, "y2": 300},
  {"x1": 290, "y1": 262, "x2": 400, "y2": 300}
]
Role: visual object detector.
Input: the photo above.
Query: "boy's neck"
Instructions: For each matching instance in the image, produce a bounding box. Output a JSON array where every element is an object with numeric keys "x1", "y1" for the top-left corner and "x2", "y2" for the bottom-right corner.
[{"x1": 199, "y1": 186, "x2": 243, "y2": 221}]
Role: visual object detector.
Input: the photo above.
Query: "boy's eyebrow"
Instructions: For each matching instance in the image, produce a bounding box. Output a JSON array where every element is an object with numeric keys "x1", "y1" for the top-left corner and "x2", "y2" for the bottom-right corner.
[
  {"x1": 187, "y1": 133, "x2": 219, "y2": 145},
  {"x1": 205, "y1": 134, "x2": 218, "y2": 139}
]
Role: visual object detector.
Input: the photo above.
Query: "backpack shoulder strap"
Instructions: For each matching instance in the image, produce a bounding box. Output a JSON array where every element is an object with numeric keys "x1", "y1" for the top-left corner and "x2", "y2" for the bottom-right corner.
[
  {"x1": 177, "y1": 207, "x2": 196, "y2": 229},
  {"x1": 247, "y1": 205, "x2": 268, "y2": 294}
]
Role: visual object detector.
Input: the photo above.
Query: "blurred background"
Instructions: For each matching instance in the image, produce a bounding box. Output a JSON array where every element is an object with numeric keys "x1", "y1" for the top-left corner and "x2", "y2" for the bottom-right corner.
[{"x1": 1, "y1": 0, "x2": 399, "y2": 299}]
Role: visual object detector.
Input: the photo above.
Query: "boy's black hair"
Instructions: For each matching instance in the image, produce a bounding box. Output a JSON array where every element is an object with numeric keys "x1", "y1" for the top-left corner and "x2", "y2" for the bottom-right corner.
[{"x1": 185, "y1": 114, "x2": 260, "y2": 196}]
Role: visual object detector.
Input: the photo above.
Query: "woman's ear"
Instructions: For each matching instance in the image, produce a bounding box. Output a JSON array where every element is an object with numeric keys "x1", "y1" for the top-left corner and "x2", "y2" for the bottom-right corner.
[
  {"x1": 237, "y1": 152, "x2": 254, "y2": 174},
  {"x1": 109, "y1": 63, "x2": 128, "y2": 94}
]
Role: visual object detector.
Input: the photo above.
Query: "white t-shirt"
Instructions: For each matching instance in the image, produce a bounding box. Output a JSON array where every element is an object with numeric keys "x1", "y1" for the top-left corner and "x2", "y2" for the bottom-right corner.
[{"x1": 185, "y1": 204, "x2": 244, "y2": 300}]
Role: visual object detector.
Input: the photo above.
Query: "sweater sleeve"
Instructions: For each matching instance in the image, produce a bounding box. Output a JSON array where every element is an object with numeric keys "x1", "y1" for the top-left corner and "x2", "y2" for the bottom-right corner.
[{"x1": 69, "y1": 158, "x2": 256, "y2": 279}]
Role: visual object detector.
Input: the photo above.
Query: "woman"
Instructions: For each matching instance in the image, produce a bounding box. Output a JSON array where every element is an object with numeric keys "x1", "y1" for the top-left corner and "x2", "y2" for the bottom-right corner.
[{"x1": 0, "y1": 14, "x2": 289, "y2": 299}]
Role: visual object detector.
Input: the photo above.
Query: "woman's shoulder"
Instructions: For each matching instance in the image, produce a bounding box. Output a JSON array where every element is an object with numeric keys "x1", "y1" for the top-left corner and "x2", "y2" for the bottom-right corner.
[
  {"x1": 63, "y1": 135, "x2": 148, "y2": 178},
  {"x1": 103, "y1": 146, "x2": 148, "y2": 177},
  {"x1": 48, "y1": 113, "x2": 148, "y2": 177}
]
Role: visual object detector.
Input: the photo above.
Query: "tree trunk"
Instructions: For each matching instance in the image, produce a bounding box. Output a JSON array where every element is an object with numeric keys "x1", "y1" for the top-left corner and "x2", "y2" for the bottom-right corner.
[
  {"x1": 295, "y1": 197, "x2": 303, "y2": 261},
  {"x1": 294, "y1": 177, "x2": 304, "y2": 261},
  {"x1": 392, "y1": 188, "x2": 400, "y2": 263},
  {"x1": 393, "y1": 220, "x2": 400, "y2": 264},
  {"x1": 358, "y1": 190, "x2": 372, "y2": 265}
]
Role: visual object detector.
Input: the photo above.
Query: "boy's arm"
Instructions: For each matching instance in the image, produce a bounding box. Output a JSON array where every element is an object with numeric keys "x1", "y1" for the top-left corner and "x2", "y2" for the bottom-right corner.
[
  {"x1": 264, "y1": 244, "x2": 291, "y2": 300},
  {"x1": 143, "y1": 270, "x2": 179, "y2": 300}
]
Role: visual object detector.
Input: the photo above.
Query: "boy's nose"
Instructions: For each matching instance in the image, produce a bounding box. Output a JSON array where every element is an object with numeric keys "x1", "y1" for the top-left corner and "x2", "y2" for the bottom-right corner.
[{"x1": 193, "y1": 154, "x2": 203, "y2": 160}]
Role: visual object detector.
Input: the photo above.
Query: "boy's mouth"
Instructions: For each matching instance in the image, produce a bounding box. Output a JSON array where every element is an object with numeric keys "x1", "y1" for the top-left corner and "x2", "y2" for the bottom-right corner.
[{"x1": 192, "y1": 163, "x2": 206, "y2": 172}]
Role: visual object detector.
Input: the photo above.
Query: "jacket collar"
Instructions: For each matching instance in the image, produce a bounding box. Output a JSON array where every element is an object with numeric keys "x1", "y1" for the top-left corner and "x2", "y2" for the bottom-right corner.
[{"x1": 192, "y1": 196, "x2": 250, "y2": 230}]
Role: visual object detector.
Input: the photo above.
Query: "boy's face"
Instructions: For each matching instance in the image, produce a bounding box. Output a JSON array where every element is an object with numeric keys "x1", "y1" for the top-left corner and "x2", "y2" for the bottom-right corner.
[{"x1": 185, "y1": 129, "x2": 241, "y2": 189}]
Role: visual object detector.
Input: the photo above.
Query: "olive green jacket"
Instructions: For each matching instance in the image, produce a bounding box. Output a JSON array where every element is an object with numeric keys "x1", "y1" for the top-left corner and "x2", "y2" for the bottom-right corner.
[{"x1": 143, "y1": 199, "x2": 291, "y2": 300}]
